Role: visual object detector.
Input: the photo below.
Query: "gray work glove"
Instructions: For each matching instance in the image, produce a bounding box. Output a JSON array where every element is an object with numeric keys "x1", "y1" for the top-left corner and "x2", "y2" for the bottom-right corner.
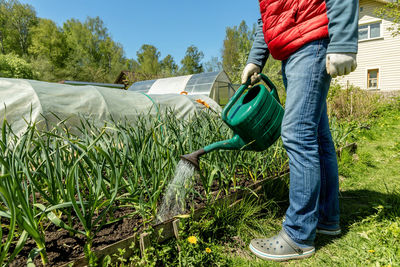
[
  {"x1": 241, "y1": 63, "x2": 261, "y2": 85},
  {"x1": 326, "y1": 53, "x2": 357, "y2": 78}
]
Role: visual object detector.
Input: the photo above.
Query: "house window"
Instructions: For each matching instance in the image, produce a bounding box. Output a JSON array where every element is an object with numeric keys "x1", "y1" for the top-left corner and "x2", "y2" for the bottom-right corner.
[
  {"x1": 367, "y1": 69, "x2": 379, "y2": 89},
  {"x1": 359, "y1": 22, "x2": 381, "y2": 40}
]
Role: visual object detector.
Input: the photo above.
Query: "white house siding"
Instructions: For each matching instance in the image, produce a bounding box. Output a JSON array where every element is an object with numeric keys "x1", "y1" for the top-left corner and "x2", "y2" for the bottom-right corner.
[{"x1": 335, "y1": 0, "x2": 400, "y2": 91}]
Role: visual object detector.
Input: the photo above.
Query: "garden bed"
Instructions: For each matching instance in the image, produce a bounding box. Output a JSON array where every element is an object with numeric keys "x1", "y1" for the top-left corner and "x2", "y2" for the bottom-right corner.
[
  {"x1": 1, "y1": 112, "x2": 288, "y2": 266},
  {"x1": 10, "y1": 169, "x2": 289, "y2": 266}
]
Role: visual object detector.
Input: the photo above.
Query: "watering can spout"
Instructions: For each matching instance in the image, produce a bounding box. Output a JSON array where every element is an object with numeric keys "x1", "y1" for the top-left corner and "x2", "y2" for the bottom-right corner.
[
  {"x1": 180, "y1": 135, "x2": 246, "y2": 170},
  {"x1": 203, "y1": 134, "x2": 247, "y2": 153},
  {"x1": 180, "y1": 149, "x2": 206, "y2": 170}
]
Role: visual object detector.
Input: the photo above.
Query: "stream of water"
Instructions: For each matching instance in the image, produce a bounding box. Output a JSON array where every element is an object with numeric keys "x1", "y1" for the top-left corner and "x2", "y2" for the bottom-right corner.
[{"x1": 157, "y1": 160, "x2": 195, "y2": 222}]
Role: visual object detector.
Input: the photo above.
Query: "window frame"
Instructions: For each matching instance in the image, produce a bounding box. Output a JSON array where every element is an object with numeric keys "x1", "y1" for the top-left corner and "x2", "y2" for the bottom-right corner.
[
  {"x1": 366, "y1": 68, "x2": 380, "y2": 90},
  {"x1": 358, "y1": 20, "x2": 383, "y2": 42}
]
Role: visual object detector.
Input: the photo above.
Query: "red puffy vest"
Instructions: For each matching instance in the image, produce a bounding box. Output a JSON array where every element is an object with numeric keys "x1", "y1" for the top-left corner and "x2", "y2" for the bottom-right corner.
[{"x1": 259, "y1": 0, "x2": 329, "y2": 60}]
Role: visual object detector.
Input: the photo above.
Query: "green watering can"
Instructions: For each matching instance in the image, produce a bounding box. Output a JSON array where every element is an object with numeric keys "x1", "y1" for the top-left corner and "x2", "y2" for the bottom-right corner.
[{"x1": 181, "y1": 73, "x2": 284, "y2": 169}]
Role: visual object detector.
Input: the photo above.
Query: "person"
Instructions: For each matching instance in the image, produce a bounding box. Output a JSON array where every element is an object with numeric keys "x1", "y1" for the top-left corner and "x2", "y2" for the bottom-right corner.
[{"x1": 241, "y1": 0, "x2": 359, "y2": 261}]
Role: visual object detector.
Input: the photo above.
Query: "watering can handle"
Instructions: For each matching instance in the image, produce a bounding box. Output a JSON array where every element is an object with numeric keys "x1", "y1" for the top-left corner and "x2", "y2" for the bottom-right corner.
[
  {"x1": 259, "y1": 73, "x2": 281, "y2": 105},
  {"x1": 221, "y1": 78, "x2": 250, "y2": 121},
  {"x1": 222, "y1": 73, "x2": 281, "y2": 121}
]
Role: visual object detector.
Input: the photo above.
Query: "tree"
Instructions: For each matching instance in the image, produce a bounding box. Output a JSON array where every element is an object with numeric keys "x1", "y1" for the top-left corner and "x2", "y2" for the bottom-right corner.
[
  {"x1": 204, "y1": 56, "x2": 222, "y2": 72},
  {"x1": 222, "y1": 21, "x2": 255, "y2": 84},
  {"x1": 97, "y1": 36, "x2": 126, "y2": 80},
  {"x1": 160, "y1": 54, "x2": 178, "y2": 77},
  {"x1": 62, "y1": 17, "x2": 127, "y2": 82},
  {"x1": 0, "y1": 1, "x2": 6, "y2": 54},
  {"x1": 62, "y1": 18, "x2": 95, "y2": 81},
  {"x1": 136, "y1": 44, "x2": 161, "y2": 79},
  {"x1": 29, "y1": 18, "x2": 67, "y2": 68},
  {"x1": 128, "y1": 58, "x2": 140, "y2": 72},
  {"x1": 180, "y1": 45, "x2": 203, "y2": 75},
  {"x1": 0, "y1": 0, "x2": 38, "y2": 56},
  {"x1": 0, "y1": 3, "x2": 127, "y2": 82},
  {"x1": 377, "y1": 2, "x2": 400, "y2": 36},
  {"x1": 221, "y1": 20, "x2": 284, "y2": 96}
]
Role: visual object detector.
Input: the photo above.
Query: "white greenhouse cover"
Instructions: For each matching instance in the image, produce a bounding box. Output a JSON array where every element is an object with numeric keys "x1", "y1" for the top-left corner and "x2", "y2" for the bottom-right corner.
[
  {"x1": 0, "y1": 78, "x2": 221, "y2": 136},
  {"x1": 149, "y1": 75, "x2": 193, "y2": 94},
  {"x1": 128, "y1": 71, "x2": 235, "y2": 105}
]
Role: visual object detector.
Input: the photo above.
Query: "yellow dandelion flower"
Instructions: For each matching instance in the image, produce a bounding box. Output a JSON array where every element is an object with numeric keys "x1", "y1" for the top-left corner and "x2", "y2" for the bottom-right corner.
[
  {"x1": 368, "y1": 249, "x2": 375, "y2": 253},
  {"x1": 188, "y1": 236, "x2": 197, "y2": 244},
  {"x1": 205, "y1": 247, "x2": 211, "y2": 253}
]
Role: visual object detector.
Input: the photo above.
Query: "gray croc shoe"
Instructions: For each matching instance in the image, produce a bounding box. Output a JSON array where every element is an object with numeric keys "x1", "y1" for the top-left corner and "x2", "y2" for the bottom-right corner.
[{"x1": 249, "y1": 230, "x2": 315, "y2": 261}]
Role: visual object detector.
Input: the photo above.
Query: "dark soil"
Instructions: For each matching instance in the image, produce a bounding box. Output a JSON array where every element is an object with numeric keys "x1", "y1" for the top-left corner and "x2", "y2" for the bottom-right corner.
[{"x1": 11, "y1": 207, "x2": 142, "y2": 267}]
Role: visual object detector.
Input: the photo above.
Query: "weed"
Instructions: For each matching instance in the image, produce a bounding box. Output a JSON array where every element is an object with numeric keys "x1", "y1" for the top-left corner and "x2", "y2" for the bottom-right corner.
[
  {"x1": 194, "y1": 196, "x2": 276, "y2": 243},
  {"x1": 327, "y1": 82, "x2": 384, "y2": 122},
  {"x1": 329, "y1": 117, "x2": 358, "y2": 148}
]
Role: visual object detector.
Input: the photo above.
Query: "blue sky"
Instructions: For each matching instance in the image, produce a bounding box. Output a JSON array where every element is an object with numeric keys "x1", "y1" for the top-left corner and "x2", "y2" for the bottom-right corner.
[{"x1": 21, "y1": 0, "x2": 260, "y2": 64}]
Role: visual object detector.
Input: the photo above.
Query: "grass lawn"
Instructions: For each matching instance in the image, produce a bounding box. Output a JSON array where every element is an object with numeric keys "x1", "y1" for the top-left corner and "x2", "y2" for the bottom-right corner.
[{"x1": 224, "y1": 108, "x2": 400, "y2": 267}]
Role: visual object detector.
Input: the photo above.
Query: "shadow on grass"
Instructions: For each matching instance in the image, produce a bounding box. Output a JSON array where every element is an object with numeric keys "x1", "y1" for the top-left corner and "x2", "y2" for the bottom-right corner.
[
  {"x1": 205, "y1": 175, "x2": 399, "y2": 252},
  {"x1": 257, "y1": 175, "x2": 400, "y2": 249},
  {"x1": 315, "y1": 188, "x2": 400, "y2": 248}
]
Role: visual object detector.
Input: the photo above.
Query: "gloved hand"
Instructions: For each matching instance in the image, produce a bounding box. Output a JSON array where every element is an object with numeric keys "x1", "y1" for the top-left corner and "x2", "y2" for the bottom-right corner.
[
  {"x1": 241, "y1": 63, "x2": 261, "y2": 85},
  {"x1": 326, "y1": 53, "x2": 357, "y2": 78}
]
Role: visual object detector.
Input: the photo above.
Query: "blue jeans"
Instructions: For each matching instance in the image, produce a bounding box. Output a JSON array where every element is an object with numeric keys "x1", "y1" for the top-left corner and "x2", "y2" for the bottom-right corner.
[{"x1": 280, "y1": 38, "x2": 339, "y2": 246}]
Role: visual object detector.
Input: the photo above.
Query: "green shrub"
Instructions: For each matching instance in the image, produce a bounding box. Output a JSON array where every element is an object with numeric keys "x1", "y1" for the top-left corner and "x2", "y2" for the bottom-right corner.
[{"x1": 0, "y1": 54, "x2": 36, "y2": 79}]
